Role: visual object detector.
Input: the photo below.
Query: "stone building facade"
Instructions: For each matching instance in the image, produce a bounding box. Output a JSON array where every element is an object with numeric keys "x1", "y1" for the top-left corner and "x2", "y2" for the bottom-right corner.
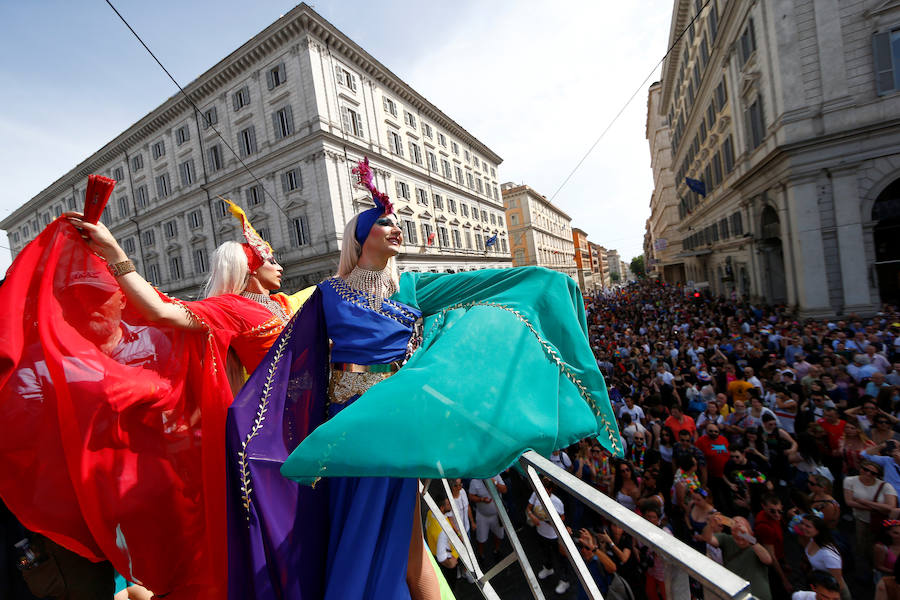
[
  {"x1": 590, "y1": 242, "x2": 610, "y2": 290},
  {"x1": 502, "y1": 183, "x2": 577, "y2": 280},
  {"x1": 646, "y1": 81, "x2": 685, "y2": 283},
  {"x1": 651, "y1": 0, "x2": 900, "y2": 316},
  {"x1": 1, "y1": 3, "x2": 510, "y2": 299},
  {"x1": 572, "y1": 228, "x2": 594, "y2": 290}
]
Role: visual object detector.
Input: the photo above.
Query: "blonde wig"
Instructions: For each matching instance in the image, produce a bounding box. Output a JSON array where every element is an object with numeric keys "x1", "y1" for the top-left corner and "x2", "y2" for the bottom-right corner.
[{"x1": 203, "y1": 241, "x2": 251, "y2": 298}]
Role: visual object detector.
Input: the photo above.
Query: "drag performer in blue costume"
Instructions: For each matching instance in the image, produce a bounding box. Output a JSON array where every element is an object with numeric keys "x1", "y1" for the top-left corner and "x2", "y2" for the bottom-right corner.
[{"x1": 225, "y1": 157, "x2": 622, "y2": 599}]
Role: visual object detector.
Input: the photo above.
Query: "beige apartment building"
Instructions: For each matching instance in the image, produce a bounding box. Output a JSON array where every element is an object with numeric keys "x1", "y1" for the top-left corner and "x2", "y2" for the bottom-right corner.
[{"x1": 502, "y1": 182, "x2": 577, "y2": 280}]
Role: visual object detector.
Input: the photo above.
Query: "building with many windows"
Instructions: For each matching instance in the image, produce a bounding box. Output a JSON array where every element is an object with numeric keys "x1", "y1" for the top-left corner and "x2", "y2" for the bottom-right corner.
[
  {"x1": 646, "y1": 81, "x2": 684, "y2": 283},
  {"x1": 607, "y1": 249, "x2": 623, "y2": 283},
  {"x1": 1, "y1": 3, "x2": 510, "y2": 298},
  {"x1": 572, "y1": 228, "x2": 594, "y2": 290},
  {"x1": 502, "y1": 183, "x2": 576, "y2": 280},
  {"x1": 651, "y1": 0, "x2": 900, "y2": 316},
  {"x1": 589, "y1": 242, "x2": 610, "y2": 289}
]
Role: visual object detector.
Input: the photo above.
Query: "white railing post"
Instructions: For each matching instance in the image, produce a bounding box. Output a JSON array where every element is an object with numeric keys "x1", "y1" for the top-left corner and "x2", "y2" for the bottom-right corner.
[
  {"x1": 520, "y1": 461, "x2": 605, "y2": 600},
  {"x1": 483, "y1": 477, "x2": 546, "y2": 600}
]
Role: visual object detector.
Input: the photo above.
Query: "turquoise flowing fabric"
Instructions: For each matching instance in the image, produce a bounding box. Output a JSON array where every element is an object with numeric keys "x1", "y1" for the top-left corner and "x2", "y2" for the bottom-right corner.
[{"x1": 281, "y1": 267, "x2": 622, "y2": 484}]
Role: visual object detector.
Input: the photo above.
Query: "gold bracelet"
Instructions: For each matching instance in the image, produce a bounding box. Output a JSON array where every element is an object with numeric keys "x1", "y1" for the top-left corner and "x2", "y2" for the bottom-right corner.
[{"x1": 108, "y1": 259, "x2": 136, "y2": 278}]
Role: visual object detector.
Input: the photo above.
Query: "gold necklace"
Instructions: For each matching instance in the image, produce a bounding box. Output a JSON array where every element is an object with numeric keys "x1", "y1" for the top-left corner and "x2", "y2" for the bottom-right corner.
[{"x1": 240, "y1": 291, "x2": 290, "y2": 324}]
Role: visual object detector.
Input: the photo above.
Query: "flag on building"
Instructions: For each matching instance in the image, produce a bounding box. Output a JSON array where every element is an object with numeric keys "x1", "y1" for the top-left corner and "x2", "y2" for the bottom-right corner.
[
  {"x1": 485, "y1": 233, "x2": 498, "y2": 247},
  {"x1": 685, "y1": 177, "x2": 706, "y2": 197}
]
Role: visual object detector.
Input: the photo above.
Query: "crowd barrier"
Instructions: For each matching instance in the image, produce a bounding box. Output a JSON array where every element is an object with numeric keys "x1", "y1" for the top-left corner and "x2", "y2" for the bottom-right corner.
[{"x1": 421, "y1": 450, "x2": 754, "y2": 600}]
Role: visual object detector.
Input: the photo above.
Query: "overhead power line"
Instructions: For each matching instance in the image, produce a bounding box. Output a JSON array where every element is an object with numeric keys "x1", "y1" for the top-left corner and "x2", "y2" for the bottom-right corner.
[
  {"x1": 548, "y1": 0, "x2": 711, "y2": 204},
  {"x1": 104, "y1": 0, "x2": 288, "y2": 217}
]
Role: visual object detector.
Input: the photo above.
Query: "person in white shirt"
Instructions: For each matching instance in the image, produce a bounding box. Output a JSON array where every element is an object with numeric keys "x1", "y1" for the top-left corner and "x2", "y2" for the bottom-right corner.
[
  {"x1": 450, "y1": 478, "x2": 474, "y2": 538},
  {"x1": 618, "y1": 395, "x2": 646, "y2": 425},
  {"x1": 550, "y1": 449, "x2": 573, "y2": 472},
  {"x1": 432, "y1": 496, "x2": 460, "y2": 590},
  {"x1": 744, "y1": 367, "x2": 763, "y2": 391},
  {"x1": 866, "y1": 345, "x2": 892, "y2": 374},
  {"x1": 843, "y1": 460, "x2": 898, "y2": 568},
  {"x1": 468, "y1": 475, "x2": 508, "y2": 558},
  {"x1": 527, "y1": 479, "x2": 569, "y2": 595},
  {"x1": 656, "y1": 364, "x2": 675, "y2": 386},
  {"x1": 790, "y1": 569, "x2": 842, "y2": 600}
]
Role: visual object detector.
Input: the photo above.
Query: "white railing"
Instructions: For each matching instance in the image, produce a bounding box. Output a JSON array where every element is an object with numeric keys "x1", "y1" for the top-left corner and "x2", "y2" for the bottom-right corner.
[{"x1": 421, "y1": 450, "x2": 754, "y2": 600}]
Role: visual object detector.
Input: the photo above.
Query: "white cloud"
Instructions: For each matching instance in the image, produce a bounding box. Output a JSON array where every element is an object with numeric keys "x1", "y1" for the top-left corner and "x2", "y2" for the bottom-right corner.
[{"x1": 0, "y1": 0, "x2": 674, "y2": 276}]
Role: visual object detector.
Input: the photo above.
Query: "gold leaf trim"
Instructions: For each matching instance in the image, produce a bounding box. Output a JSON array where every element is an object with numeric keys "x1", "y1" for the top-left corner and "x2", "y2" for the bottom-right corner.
[
  {"x1": 237, "y1": 315, "x2": 296, "y2": 518},
  {"x1": 428, "y1": 301, "x2": 621, "y2": 454},
  {"x1": 325, "y1": 277, "x2": 419, "y2": 325}
]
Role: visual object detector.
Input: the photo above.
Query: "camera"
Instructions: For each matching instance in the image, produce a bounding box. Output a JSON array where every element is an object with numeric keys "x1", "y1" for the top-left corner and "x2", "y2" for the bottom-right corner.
[{"x1": 14, "y1": 538, "x2": 41, "y2": 571}]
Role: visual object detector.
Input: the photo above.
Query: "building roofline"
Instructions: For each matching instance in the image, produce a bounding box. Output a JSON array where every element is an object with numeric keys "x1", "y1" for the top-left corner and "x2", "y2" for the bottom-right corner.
[
  {"x1": 3, "y1": 2, "x2": 502, "y2": 229},
  {"x1": 501, "y1": 183, "x2": 572, "y2": 221},
  {"x1": 659, "y1": 0, "x2": 691, "y2": 111}
]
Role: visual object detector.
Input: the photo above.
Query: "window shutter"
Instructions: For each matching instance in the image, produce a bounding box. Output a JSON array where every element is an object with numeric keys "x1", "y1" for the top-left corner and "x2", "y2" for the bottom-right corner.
[
  {"x1": 353, "y1": 111, "x2": 362, "y2": 136},
  {"x1": 281, "y1": 173, "x2": 289, "y2": 194},
  {"x1": 334, "y1": 65, "x2": 344, "y2": 85},
  {"x1": 341, "y1": 107, "x2": 351, "y2": 134},
  {"x1": 278, "y1": 63, "x2": 286, "y2": 84},
  {"x1": 350, "y1": 75, "x2": 358, "y2": 92},
  {"x1": 301, "y1": 216, "x2": 310, "y2": 246},
  {"x1": 272, "y1": 111, "x2": 282, "y2": 140},
  {"x1": 383, "y1": 97, "x2": 389, "y2": 111},
  {"x1": 874, "y1": 32, "x2": 895, "y2": 95},
  {"x1": 249, "y1": 126, "x2": 257, "y2": 154},
  {"x1": 233, "y1": 92, "x2": 240, "y2": 111},
  {"x1": 266, "y1": 68, "x2": 275, "y2": 90},
  {"x1": 285, "y1": 105, "x2": 294, "y2": 135}
]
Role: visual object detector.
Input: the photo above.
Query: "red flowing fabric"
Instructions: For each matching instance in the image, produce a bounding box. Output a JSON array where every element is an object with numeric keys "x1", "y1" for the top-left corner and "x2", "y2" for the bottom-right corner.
[{"x1": 0, "y1": 219, "x2": 281, "y2": 599}]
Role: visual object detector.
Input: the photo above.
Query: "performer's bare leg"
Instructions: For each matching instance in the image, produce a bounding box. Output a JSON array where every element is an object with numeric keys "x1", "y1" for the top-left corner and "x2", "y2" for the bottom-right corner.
[{"x1": 407, "y1": 490, "x2": 441, "y2": 600}]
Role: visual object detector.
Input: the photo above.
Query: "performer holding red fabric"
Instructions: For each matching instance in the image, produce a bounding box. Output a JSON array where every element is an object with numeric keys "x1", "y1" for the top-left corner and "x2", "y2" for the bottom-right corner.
[{"x1": 0, "y1": 185, "x2": 310, "y2": 600}]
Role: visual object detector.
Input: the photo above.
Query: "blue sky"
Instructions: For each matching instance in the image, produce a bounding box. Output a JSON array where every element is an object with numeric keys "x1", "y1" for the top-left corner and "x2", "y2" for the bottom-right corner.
[{"x1": 0, "y1": 0, "x2": 673, "y2": 275}]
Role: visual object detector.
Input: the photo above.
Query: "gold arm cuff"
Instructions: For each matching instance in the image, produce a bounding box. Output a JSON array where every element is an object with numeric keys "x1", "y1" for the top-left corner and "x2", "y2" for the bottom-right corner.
[{"x1": 108, "y1": 259, "x2": 136, "y2": 278}]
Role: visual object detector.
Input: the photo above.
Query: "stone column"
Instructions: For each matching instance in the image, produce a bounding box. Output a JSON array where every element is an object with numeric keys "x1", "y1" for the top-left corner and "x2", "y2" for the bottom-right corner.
[
  {"x1": 832, "y1": 166, "x2": 878, "y2": 314},
  {"x1": 783, "y1": 176, "x2": 832, "y2": 316}
]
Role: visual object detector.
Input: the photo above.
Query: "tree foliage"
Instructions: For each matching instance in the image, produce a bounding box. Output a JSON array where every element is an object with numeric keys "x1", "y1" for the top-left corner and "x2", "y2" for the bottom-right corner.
[{"x1": 630, "y1": 255, "x2": 645, "y2": 278}]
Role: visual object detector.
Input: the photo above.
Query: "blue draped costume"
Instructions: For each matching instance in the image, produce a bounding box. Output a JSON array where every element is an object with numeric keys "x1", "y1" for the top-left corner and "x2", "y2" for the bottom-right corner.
[{"x1": 226, "y1": 267, "x2": 622, "y2": 599}]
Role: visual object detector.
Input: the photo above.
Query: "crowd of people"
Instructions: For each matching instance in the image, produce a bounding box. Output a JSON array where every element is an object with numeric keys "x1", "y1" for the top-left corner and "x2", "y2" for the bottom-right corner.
[{"x1": 432, "y1": 280, "x2": 900, "y2": 600}]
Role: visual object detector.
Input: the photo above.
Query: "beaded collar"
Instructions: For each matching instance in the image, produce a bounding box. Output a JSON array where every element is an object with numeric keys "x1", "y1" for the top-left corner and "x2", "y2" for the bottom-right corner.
[{"x1": 240, "y1": 291, "x2": 290, "y2": 324}]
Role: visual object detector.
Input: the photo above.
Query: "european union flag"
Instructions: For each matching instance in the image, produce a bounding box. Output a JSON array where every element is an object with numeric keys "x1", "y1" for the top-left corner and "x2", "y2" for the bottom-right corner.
[
  {"x1": 685, "y1": 177, "x2": 706, "y2": 197},
  {"x1": 485, "y1": 233, "x2": 498, "y2": 247}
]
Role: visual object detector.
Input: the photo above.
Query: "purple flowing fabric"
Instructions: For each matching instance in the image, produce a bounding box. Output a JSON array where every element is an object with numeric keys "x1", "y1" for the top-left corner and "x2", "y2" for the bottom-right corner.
[{"x1": 225, "y1": 289, "x2": 330, "y2": 600}]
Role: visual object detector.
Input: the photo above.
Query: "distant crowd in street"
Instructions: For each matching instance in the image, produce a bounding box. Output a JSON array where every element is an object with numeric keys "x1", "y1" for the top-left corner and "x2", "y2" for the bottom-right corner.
[{"x1": 434, "y1": 280, "x2": 900, "y2": 600}]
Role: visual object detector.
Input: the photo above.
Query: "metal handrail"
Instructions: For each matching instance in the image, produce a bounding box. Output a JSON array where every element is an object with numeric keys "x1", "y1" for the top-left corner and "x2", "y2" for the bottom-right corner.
[
  {"x1": 522, "y1": 451, "x2": 753, "y2": 600},
  {"x1": 421, "y1": 450, "x2": 754, "y2": 600}
]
